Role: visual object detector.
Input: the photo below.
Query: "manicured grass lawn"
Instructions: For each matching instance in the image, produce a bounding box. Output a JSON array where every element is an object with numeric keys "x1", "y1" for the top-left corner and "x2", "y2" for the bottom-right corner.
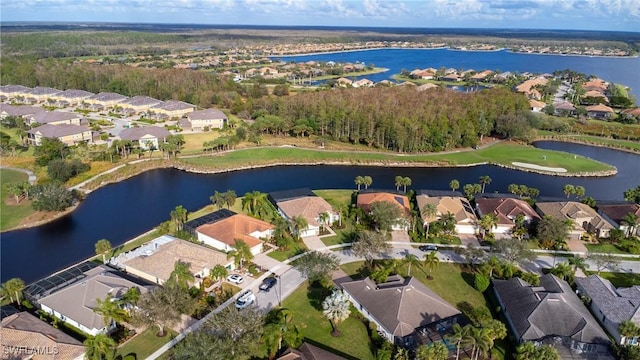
[
  {"x1": 115, "y1": 327, "x2": 178, "y2": 360},
  {"x1": 182, "y1": 131, "x2": 225, "y2": 154},
  {"x1": 584, "y1": 238, "x2": 639, "y2": 255},
  {"x1": 0, "y1": 169, "x2": 36, "y2": 231},
  {"x1": 268, "y1": 243, "x2": 307, "y2": 262},
  {"x1": 283, "y1": 282, "x2": 375, "y2": 360},
  {"x1": 178, "y1": 141, "x2": 613, "y2": 174},
  {"x1": 313, "y1": 189, "x2": 354, "y2": 208},
  {"x1": 588, "y1": 271, "x2": 640, "y2": 287}
]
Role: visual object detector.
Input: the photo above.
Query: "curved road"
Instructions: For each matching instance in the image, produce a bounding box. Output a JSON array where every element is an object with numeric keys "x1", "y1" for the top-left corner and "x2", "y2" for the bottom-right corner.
[{"x1": 0, "y1": 166, "x2": 37, "y2": 185}]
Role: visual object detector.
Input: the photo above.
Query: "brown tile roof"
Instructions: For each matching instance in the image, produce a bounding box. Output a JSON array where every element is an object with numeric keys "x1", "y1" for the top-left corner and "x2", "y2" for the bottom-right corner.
[
  {"x1": 476, "y1": 198, "x2": 540, "y2": 226},
  {"x1": 196, "y1": 213, "x2": 272, "y2": 248},
  {"x1": 277, "y1": 343, "x2": 347, "y2": 360},
  {"x1": 122, "y1": 238, "x2": 232, "y2": 283},
  {"x1": 341, "y1": 275, "x2": 460, "y2": 338},
  {"x1": 586, "y1": 103, "x2": 614, "y2": 113},
  {"x1": 277, "y1": 196, "x2": 334, "y2": 226},
  {"x1": 1, "y1": 311, "x2": 85, "y2": 360},
  {"x1": 597, "y1": 203, "x2": 640, "y2": 224},
  {"x1": 357, "y1": 192, "x2": 410, "y2": 215},
  {"x1": 536, "y1": 201, "x2": 614, "y2": 232},
  {"x1": 415, "y1": 195, "x2": 476, "y2": 223}
]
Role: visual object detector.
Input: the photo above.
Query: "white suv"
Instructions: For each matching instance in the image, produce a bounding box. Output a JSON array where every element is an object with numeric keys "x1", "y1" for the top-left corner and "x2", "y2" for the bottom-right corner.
[{"x1": 235, "y1": 290, "x2": 256, "y2": 309}]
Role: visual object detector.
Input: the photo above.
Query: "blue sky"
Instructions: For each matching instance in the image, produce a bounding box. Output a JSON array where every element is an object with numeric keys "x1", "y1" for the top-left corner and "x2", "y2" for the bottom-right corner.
[{"x1": 2, "y1": 0, "x2": 639, "y2": 32}]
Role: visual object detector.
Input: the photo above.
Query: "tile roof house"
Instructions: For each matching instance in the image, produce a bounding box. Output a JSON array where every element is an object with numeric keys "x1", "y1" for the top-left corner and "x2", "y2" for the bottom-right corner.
[
  {"x1": 27, "y1": 124, "x2": 93, "y2": 146},
  {"x1": 553, "y1": 101, "x2": 576, "y2": 116},
  {"x1": 37, "y1": 265, "x2": 152, "y2": 336},
  {"x1": 335, "y1": 77, "x2": 353, "y2": 87},
  {"x1": 274, "y1": 194, "x2": 339, "y2": 237},
  {"x1": 585, "y1": 104, "x2": 615, "y2": 120},
  {"x1": 529, "y1": 99, "x2": 546, "y2": 112},
  {"x1": 415, "y1": 193, "x2": 477, "y2": 234},
  {"x1": 516, "y1": 77, "x2": 548, "y2": 100},
  {"x1": 118, "y1": 126, "x2": 171, "y2": 150},
  {"x1": 536, "y1": 201, "x2": 615, "y2": 239},
  {"x1": 186, "y1": 108, "x2": 228, "y2": 130},
  {"x1": 597, "y1": 202, "x2": 640, "y2": 237},
  {"x1": 352, "y1": 78, "x2": 374, "y2": 88},
  {"x1": 341, "y1": 275, "x2": 461, "y2": 346},
  {"x1": 1, "y1": 310, "x2": 85, "y2": 360},
  {"x1": 576, "y1": 275, "x2": 640, "y2": 346},
  {"x1": 277, "y1": 342, "x2": 347, "y2": 360},
  {"x1": 493, "y1": 274, "x2": 613, "y2": 359},
  {"x1": 194, "y1": 210, "x2": 273, "y2": 256},
  {"x1": 24, "y1": 111, "x2": 83, "y2": 126},
  {"x1": 357, "y1": 191, "x2": 411, "y2": 231},
  {"x1": 475, "y1": 196, "x2": 540, "y2": 236},
  {"x1": 110, "y1": 235, "x2": 235, "y2": 286}
]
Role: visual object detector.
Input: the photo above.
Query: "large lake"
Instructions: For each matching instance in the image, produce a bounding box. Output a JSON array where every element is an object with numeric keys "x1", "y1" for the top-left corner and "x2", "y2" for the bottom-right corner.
[
  {"x1": 2, "y1": 142, "x2": 639, "y2": 283},
  {"x1": 275, "y1": 48, "x2": 640, "y2": 98}
]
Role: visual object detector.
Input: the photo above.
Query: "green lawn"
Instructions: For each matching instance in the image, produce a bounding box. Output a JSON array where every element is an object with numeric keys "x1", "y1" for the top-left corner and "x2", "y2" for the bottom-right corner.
[
  {"x1": 588, "y1": 271, "x2": 640, "y2": 287},
  {"x1": 283, "y1": 282, "x2": 375, "y2": 360},
  {"x1": 268, "y1": 243, "x2": 307, "y2": 262},
  {"x1": 115, "y1": 327, "x2": 178, "y2": 360},
  {"x1": 178, "y1": 141, "x2": 614, "y2": 175},
  {"x1": 584, "y1": 238, "x2": 639, "y2": 255},
  {"x1": 313, "y1": 189, "x2": 354, "y2": 208},
  {"x1": 0, "y1": 169, "x2": 36, "y2": 231}
]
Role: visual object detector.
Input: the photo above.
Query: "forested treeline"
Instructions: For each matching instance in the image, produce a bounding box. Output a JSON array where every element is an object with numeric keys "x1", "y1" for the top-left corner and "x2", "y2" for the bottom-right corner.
[{"x1": 249, "y1": 87, "x2": 531, "y2": 152}]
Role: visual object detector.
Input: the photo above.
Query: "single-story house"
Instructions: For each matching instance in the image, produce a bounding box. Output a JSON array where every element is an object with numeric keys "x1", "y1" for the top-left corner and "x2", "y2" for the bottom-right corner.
[
  {"x1": 516, "y1": 77, "x2": 548, "y2": 100},
  {"x1": 277, "y1": 342, "x2": 347, "y2": 360},
  {"x1": 529, "y1": 99, "x2": 546, "y2": 112},
  {"x1": 186, "y1": 108, "x2": 228, "y2": 130},
  {"x1": 597, "y1": 202, "x2": 640, "y2": 237},
  {"x1": 357, "y1": 191, "x2": 411, "y2": 231},
  {"x1": 118, "y1": 126, "x2": 171, "y2": 150},
  {"x1": 335, "y1": 77, "x2": 353, "y2": 87},
  {"x1": 586, "y1": 104, "x2": 615, "y2": 120},
  {"x1": 352, "y1": 78, "x2": 374, "y2": 88},
  {"x1": 553, "y1": 101, "x2": 576, "y2": 116},
  {"x1": 118, "y1": 96, "x2": 163, "y2": 115},
  {"x1": 493, "y1": 274, "x2": 614, "y2": 359},
  {"x1": 416, "y1": 192, "x2": 477, "y2": 234},
  {"x1": 475, "y1": 195, "x2": 540, "y2": 237},
  {"x1": 341, "y1": 275, "x2": 461, "y2": 346},
  {"x1": 27, "y1": 124, "x2": 93, "y2": 146},
  {"x1": 193, "y1": 209, "x2": 273, "y2": 256},
  {"x1": 24, "y1": 111, "x2": 83, "y2": 126},
  {"x1": 37, "y1": 265, "x2": 151, "y2": 336},
  {"x1": 270, "y1": 188, "x2": 339, "y2": 237},
  {"x1": 1, "y1": 309, "x2": 86, "y2": 360},
  {"x1": 576, "y1": 275, "x2": 640, "y2": 346},
  {"x1": 583, "y1": 90, "x2": 609, "y2": 103},
  {"x1": 416, "y1": 83, "x2": 439, "y2": 91},
  {"x1": 110, "y1": 235, "x2": 236, "y2": 286},
  {"x1": 536, "y1": 201, "x2": 615, "y2": 239},
  {"x1": 149, "y1": 100, "x2": 195, "y2": 118}
]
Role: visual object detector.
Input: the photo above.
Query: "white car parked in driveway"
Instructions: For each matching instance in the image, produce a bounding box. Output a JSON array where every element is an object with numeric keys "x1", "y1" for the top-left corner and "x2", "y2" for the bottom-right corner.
[{"x1": 226, "y1": 274, "x2": 244, "y2": 284}]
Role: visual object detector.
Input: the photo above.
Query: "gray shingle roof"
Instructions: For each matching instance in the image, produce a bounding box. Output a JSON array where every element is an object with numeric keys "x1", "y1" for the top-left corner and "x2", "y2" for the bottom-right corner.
[
  {"x1": 28, "y1": 111, "x2": 82, "y2": 124},
  {"x1": 27, "y1": 124, "x2": 90, "y2": 138},
  {"x1": 493, "y1": 274, "x2": 610, "y2": 344},
  {"x1": 0, "y1": 104, "x2": 43, "y2": 117},
  {"x1": 187, "y1": 108, "x2": 227, "y2": 121},
  {"x1": 341, "y1": 275, "x2": 460, "y2": 338},
  {"x1": 120, "y1": 95, "x2": 163, "y2": 107},
  {"x1": 576, "y1": 275, "x2": 640, "y2": 325},
  {"x1": 87, "y1": 92, "x2": 129, "y2": 102}
]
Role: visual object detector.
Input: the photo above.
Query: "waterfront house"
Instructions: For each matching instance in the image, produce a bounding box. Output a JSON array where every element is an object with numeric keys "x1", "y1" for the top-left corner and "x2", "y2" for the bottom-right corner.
[
  {"x1": 341, "y1": 275, "x2": 461, "y2": 347},
  {"x1": 270, "y1": 188, "x2": 339, "y2": 237},
  {"x1": 475, "y1": 195, "x2": 540, "y2": 237},
  {"x1": 188, "y1": 209, "x2": 273, "y2": 256},
  {"x1": 576, "y1": 275, "x2": 640, "y2": 346},
  {"x1": 415, "y1": 191, "x2": 477, "y2": 234},
  {"x1": 1, "y1": 309, "x2": 86, "y2": 360},
  {"x1": 553, "y1": 101, "x2": 576, "y2": 116},
  {"x1": 27, "y1": 124, "x2": 93, "y2": 146},
  {"x1": 493, "y1": 274, "x2": 614, "y2": 359},
  {"x1": 335, "y1": 77, "x2": 353, "y2": 87},
  {"x1": 586, "y1": 104, "x2": 615, "y2": 120},
  {"x1": 357, "y1": 191, "x2": 411, "y2": 231},
  {"x1": 516, "y1": 77, "x2": 548, "y2": 100},
  {"x1": 352, "y1": 78, "x2": 374, "y2": 88},
  {"x1": 118, "y1": 126, "x2": 171, "y2": 150},
  {"x1": 186, "y1": 108, "x2": 228, "y2": 130},
  {"x1": 535, "y1": 201, "x2": 614, "y2": 239},
  {"x1": 110, "y1": 235, "x2": 236, "y2": 286},
  {"x1": 37, "y1": 265, "x2": 151, "y2": 336},
  {"x1": 597, "y1": 202, "x2": 640, "y2": 236}
]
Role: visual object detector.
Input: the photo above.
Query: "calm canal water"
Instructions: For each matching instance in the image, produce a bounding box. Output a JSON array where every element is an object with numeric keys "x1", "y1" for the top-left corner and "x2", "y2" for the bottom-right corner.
[
  {"x1": 2, "y1": 142, "x2": 639, "y2": 283},
  {"x1": 277, "y1": 48, "x2": 640, "y2": 98}
]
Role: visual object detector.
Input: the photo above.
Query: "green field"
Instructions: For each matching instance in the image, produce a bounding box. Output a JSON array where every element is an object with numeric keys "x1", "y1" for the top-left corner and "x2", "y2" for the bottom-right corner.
[
  {"x1": 115, "y1": 327, "x2": 178, "y2": 360},
  {"x1": 0, "y1": 169, "x2": 35, "y2": 231},
  {"x1": 178, "y1": 142, "x2": 614, "y2": 175}
]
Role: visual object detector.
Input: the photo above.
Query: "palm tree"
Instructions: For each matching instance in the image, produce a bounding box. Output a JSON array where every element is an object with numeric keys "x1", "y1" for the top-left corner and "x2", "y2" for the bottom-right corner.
[
  {"x1": 422, "y1": 203, "x2": 438, "y2": 237},
  {"x1": 450, "y1": 179, "x2": 460, "y2": 192},
  {"x1": 478, "y1": 214, "x2": 498, "y2": 240},
  {"x1": 242, "y1": 191, "x2": 272, "y2": 219},
  {"x1": 170, "y1": 205, "x2": 188, "y2": 232},
  {"x1": 482, "y1": 256, "x2": 502, "y2": 278},
  {"x1": 423, "y1": 251, "x2": 440, "y2": 279},
  {"x1": 84, "y1": 333, "x2": 117, "y2": 360},
  {"x1": 563, "y1": 184, "x2": 575, "y2": 198},
  {"x1": 515, "y1": 342, "x2": 537, "y2": 360},
  {"x1": 621, "y1": 212, "x2": 639, "y2": 238},
  {"x1": 209, "y1": 264, "x2": 228, "y2": 288},
  {"x1": 479, "y1": 175, "x2": 492, "y2": 193},
  {"x1": 227, "y1": 239, "x2": 254, "y2": 270},
  {"x1": 210, "y1": 191, "x2": 226, "y2": 209},
  {"x1": 401, "y1": 176, "x2": 411, "y2": 192},
  {"x1": 403, "y1": 253, "x2": 421, "y2": 277},
  {"x1": 508, "y1": 183, "x2": 519, "y2": 196},
  {"x1": 568, "y1": 255, "x2": 587, "y2": 274},
  {"x1": 318, "y1": 212, "x2": 330, "y2": 233},
  {"x1": 94, "y1": 294, "x2": 129, "y2": 329},
  {"x1": 470, "y1": 327, "x2": 494, "y2": 360},
  {"x1": 223, "y1": 190, "x2": 237, "y2": 209},
  {"x1": 322, "y1": 289, "x2": 351, "y2": 337},
  {"x1": 363, "y1": 176, "x2": 373, "y2": 189},
  {"x1": 574, "y1": 185, "x2": 585, "y2": 199},
  {"x1": 94, "y1": 239, "x2": 112, "y2": 263},
  {"x1": 263, "y1": 308, "x2": 300, "y2": 359},
  {"x1": 446, "y1": 323, "x2": 471, "y2": 360},
  {"x1": 550, "y1": 262, "x2": 573, "y2": 282},
  {"x1": 1, "y1": 278, "x2": 25, "y2": 305},
  {"x1": 354, "y1": 176, "x2": 364, "y2": 190},
  {"x1": 394, "y1": 176, "x2": 403, "y2": 191},
  {"x1": 440, "y1": 212, "x2": 457, "y2": 235},
  {"x1": 169, "y1": 260, "x2": 194, "y2": 289},
  {"x1": 290, "y1": 215, "x2": 309, "y2": 239},
  {"x1": 619, "y1": 320, "x2": 640, "y2": 343}
]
